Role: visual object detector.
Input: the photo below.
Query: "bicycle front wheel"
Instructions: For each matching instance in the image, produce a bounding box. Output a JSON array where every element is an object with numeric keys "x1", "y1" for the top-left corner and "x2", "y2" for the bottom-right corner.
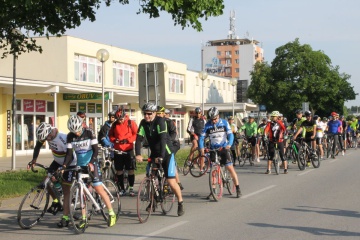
[
  {"x1": 69, "y1": 182, "x2": 89, "y2": 234},
  {"x1": 190, "y1": 155, "x2": 210, "y2": 177},
  {"x1": 209, "y1": 166, "x2": 223, "y2": 201},
  {"x1": 182, "y1": 156, "x2": 191, "y2": 176},
  {"x1": 223, "y1": 168, "x2": 235, "y2": 195},
  {"x1": 273, "y1": 152, "x2": 280, "y2": 175},
  {"x1": 17, "y1": 186, "x2": 49, "y2": 229},
  {"x1": 238, "y1": 149, "x2": 246, "y2": 167},
  {"x1": 160, "y1": 178, "x2": 175, "y2": 214},
  {"x1": 137, "y1": 177, "x2": 153, "y2": 223},
  {"x1": 297, "y1": 148, "x2": 306, "y2": 171},
  {"x1": 311, "y1": 150, "x2": 320, "y2": 168}
]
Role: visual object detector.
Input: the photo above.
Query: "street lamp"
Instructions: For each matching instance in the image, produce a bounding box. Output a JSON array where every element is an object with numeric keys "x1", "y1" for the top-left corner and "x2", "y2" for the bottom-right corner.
[
  {"x1": 198, "y1": 71, "x2": 208, "y2": 115},
  {"x1": 96, "y1": 49, "x2": 109, "y2": 124},
  {"x1": 230, "y1": 78, "x2": 237, "y2": 117}
]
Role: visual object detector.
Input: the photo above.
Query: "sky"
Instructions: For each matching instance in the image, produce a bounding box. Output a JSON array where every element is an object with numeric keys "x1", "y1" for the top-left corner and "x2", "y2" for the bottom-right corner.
[{"x1": 66, "y1": 0, "x2": 360, "y2": 107}]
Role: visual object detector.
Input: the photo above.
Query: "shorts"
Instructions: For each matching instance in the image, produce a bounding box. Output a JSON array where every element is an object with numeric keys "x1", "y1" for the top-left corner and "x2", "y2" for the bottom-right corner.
[
  {"x1": 48, "y1": 161, "x2": 62, "y2": 174},
  {"x1": 209, "y1": 148, "x2": 233, "y2": 166},
  {"x1": 146, "y1": 153, "x2": 177, "y2": 179},
  {"x1": 316, "y1": 137, "x2": 323, "y2": 145},
  {"x1": 247, "y1": 136, "x2": 257, "y2": 147},
  {"x1": 63, "y1": 162, "x2": 103, "y2": 187},
  {"x1": 114, "y1": 150, "x2": 135, "y2": 171}
]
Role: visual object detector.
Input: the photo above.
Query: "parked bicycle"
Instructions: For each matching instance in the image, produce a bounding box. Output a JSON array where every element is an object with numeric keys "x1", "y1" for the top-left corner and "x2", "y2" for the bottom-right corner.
[
  {"x1": 238, "y1": 137, "x2": 254, "y2": 167},
  {"x1": 67, "y1": 166, "x2": 121, "y2": 234},
  {"x1": 208, "y1": 148, "x2": 236, "y2": 201},
  {"x1": 18, "y1": 163, "x2": 64, "y2": 229},
  {"x1": 137, "y1": 158, "x2": 175, "y2": 223},
  {"x1": 297, "y1": 137, "x2": 320, "y2": 169},
  {"x1": 183, "y1": 148, "x2": 210, "y2": 177}
]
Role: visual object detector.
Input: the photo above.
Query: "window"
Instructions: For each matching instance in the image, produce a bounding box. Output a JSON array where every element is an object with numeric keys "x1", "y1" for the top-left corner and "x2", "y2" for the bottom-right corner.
[
  {"x1": 235, "y1": 50, "x2": 239, "y2": 55},
  {"x1": 225, "y1": 51, "x2": 231, "y2": 56},
  {"x1": 74, "y1": 54, "x2": 102, "y2": 83},
  {"x1": 169, "y1": 73, "x2": 184, "y2": 93},
  {"x1": 113, "y1": 62, "x2": 136, "y2": 88},
  {"x1": 235, "y1": 68, "x2": 240, "y2": 73},
  {"x1": 235, "y1": 59, "x2": 239, "y2": 64},
  {"x1": 47, "y1": 102, "x2": 54, "y2": 112},
  {"x1": 217, "y1": 51, "x2": 221, "y2": 56}
]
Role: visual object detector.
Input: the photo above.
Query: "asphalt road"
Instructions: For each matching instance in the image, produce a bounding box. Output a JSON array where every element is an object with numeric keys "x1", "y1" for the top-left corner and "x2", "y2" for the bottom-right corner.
[{"x1": 1, "y1": 150, "x2": 359, "y2": 240}]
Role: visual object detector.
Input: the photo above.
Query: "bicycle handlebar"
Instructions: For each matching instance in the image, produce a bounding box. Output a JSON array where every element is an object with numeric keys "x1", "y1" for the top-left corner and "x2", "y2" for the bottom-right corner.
[
  {"x1": 28, "y1": 162, "x2": 49, "y2": 173},
  {"x1": 99, "y1": 146, "x2": 127, "y2": 155}
]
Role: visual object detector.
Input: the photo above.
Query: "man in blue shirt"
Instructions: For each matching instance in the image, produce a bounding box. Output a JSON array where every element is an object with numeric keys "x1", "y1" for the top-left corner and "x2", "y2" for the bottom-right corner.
[{"x1": 326, "y1": 112, "x2": 343, "y2": 159}]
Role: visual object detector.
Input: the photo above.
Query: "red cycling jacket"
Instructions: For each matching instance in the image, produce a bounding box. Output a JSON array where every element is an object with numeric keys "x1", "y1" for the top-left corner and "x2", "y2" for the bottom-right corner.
[
  {"x1": 109, "y1": 115, "x2": 138, "y2": 151},
  {"x1": 264, "y1": 120, "x2": 286, "y2": 142}
]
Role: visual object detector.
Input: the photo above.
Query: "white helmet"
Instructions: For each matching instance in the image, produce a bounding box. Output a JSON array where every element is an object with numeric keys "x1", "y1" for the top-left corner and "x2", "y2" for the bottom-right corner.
[
  {"x1": 36, "y1": 122, "x2": 52, "y2": 141},
  {"x1": 67, "y1": 115, "x2": 83, "y2": 133}
]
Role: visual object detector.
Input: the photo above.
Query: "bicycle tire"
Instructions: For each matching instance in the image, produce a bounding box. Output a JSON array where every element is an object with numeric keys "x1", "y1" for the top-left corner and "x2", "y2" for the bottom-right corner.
[
  {"x1": 190, "y1": 155, "x2": 210, "y2": 178},
  {"x1": 69, "y1": 182, "x2": 89, "y2": 234},
  {"x1": 273, "y1": 151, "x2": 279, "y2": 175},
  {"x1": 326, "y1": 139, "x2": 332, "y2": 158},
  {"x1": 99, "y1": 180, "x2": 121, "y2": 222},
  {"x1": 223, "y1": 168, "x2": 235, "y2": 195},
  {"x1": 238, "y1": 148, "x2": 246, "y2": 167},
  {"x1": 137, "y1": 177, "x2": 153, "y2": 223},
  {"x1": 17, "y1": 186, "x2": 49, "y2": 229},
  {"x1": 160, "y1": 178, "x2": 175, "y2": 214},
  {"x1": 297, "y1": 148, "x2": 306, "y2": 171},
  {"x1": 311, "y1": 149, "x2": 321, "y2": 168},
  {"x1": 182, "y1": 156, "x2": 191, "y2": 176},
  {"x1": 209, "y1": 166, "x2": 223, "y2": 201}
]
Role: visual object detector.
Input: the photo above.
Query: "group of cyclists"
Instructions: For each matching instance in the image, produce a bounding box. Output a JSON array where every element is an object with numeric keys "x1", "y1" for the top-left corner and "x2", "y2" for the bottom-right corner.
[{"x1": 27, "y1": 102, "x2": 359, "y2": 230}]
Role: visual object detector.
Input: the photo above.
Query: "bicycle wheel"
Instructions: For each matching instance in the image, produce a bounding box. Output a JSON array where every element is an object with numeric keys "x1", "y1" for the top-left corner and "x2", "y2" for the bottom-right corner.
[
  {"x1": 160, "y1": 178, "x2": 175, "y2": 214},
  {"x1": 190, "y1": 155, "x2": 210, "y2": 177},
  {"x1": 311, "y1": 150, "x2": 320, "y2": 168},
  {"x1": 326, "y1": 139, "x2": 332, "y2": 158},
  {"x1": 273, "y1": 151, "x2": 280, "y2": 175},
  {"x1": 17, "y1": 186, "x2": 49, "y2": 229},
  {"x1": 297, "y1": 148, "x2": 306, "y2": 171},
  {"x1": 223, "y1": 168, "x2": 235, "y2": 195},
  {"x1": 238, "y1": 148, "x2": 246, "y2": 167},
  {"x1": 182, "y1": 155, "x2": 191, "y2": 176},
  {"x1": 98, "y1": 180, "x2": 121, "y2": 222},
  {"x1": 69, "y1": 182, "x2": 89, "y2": 234},
  {"x1": 137, "y1": 177, "x2": 153, "y2": 223},
  {"x1": 208, "y1": 166, "x2": 223, "y2": 201}
]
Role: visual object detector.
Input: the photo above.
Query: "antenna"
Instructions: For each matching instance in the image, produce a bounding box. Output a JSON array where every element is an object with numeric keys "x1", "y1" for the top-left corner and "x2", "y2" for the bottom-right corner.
[{"x1": 228, "y1": 10, "x2": 236, "y2": 39}]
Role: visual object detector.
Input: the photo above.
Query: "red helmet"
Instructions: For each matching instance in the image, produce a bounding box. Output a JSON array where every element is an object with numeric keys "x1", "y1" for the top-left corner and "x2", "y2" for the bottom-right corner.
[
  {"x1": 331, "y1": 112, "x2": 337, "y2": 116},
  {"x1": 115, "y1": 107, "x2": 125, "y2": 119}
]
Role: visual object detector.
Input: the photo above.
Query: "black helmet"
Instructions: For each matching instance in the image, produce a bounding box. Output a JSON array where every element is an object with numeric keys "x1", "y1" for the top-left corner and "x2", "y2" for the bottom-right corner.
[
  {"x1": 295, "y1": 109, "x2": 303, "y2": 115},
  {"x1": 195, "y1": 107, "x2": 202, "y2": 113},
  {"x1": 304, "y1": 111, "x2": 312, "y2": 117},
  {"x1": 313, "y1": 115, "x2": 319, "y2": 120},
  {"x1": 108, "y1": 111, "x2": 116, "y2": 117},
  {"x1": 207, "y1": 107, "x2": 219, "y2": 119},
  {"x1": 142, "y1": 102, "x2": 157, "y2": 112}
]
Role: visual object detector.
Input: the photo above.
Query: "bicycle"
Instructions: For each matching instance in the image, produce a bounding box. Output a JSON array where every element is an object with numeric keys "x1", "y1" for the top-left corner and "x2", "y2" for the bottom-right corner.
[
  {"x1": 238, "y1": 137, "x2": 254, "y2": 167},
  {"x1": 183, "y1": 148, "x2": 210, "y2": 177},
  {"x1": 18, "y1": 163, "x2": 64, "y2": 229},
  {"x1": 258, "y1": 135, "x2": 269, "y2": 160},
  {"x1": 326, "y1": 133, "x2": 340, "y2": 158},
  {"x1": 137, "y1": 158, "x2": 175, "y2": 223},
  {"x1": 67, "y1": 166, "x2": 121, "y2": 234},
  {"x1": 208, "y1": 148, "x2": 236, "y2": 201},
  {"x1": 297, "y1": 138, "x2": 320, "y2": 169}
]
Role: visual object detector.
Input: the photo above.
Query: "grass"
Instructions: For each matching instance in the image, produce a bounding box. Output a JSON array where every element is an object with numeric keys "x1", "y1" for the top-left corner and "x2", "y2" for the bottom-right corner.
[{"x1": 0, "y1": 148, "x2": 191, "y2": 200}]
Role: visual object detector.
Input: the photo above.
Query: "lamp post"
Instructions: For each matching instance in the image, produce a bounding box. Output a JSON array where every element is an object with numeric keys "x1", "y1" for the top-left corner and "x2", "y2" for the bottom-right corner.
[
  {"x1": 230, "y1": 78, "x2": 237, "y2": 117},
  {"x1": 198, "y1": 71, "x2": 208, "y2": 115},
  {"x1": 96, "y1": 49, "x2": 109, "y2": 124}
]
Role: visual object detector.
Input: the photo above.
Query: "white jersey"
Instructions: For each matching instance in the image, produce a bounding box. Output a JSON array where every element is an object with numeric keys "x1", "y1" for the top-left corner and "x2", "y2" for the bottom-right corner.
[
  {"x1": 316, "y1": 121, "x2": 327, "y2": 138},
  {"x1": 49, "y1": 132, "x2": 76, "y2": 166}
]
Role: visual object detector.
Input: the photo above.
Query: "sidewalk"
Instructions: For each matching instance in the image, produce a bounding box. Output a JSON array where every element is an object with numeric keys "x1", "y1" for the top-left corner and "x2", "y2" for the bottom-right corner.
[{"x1": 0, "y1": 153, "x2": 54, "y2": 172}]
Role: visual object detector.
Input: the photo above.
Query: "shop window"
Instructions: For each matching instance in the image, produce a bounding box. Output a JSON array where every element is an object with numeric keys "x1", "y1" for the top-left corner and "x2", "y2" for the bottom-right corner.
[
  {"x1": 113, "y1": 62, "x2": 136, "y2": 88},
  {"x1": 47, "y1": 102, "x2": 54, "y2": 112}
]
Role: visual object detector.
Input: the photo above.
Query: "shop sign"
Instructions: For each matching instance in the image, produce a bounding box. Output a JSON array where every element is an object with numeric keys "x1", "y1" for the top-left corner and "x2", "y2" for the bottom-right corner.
[
  {"x1": 63, "y1": 92, "x2": 110, "y2": 101},
  {"x1": 36, "y1": 100, "x2": 46, "y2": 112},
  {"x1": 96, "y1": 104, "x2": 102, "y2": 113},
  {"x1": 78, "y1": 102, "x2": 86, "y2": 112},
  {"x1": 23, "y1": 99, "x2": 34, "y2": 112}
]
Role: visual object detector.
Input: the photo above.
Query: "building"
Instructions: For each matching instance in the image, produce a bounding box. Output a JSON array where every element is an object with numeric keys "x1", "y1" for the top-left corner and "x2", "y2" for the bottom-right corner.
[{"x1": 0, "y1": 35, "x2": 257, "y2": 158}]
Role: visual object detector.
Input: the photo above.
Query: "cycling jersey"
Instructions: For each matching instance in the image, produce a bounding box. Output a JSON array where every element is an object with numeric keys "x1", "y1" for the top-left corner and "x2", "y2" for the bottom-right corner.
[
  {"x1": 199, "y1": 118, "x2": 233, "y2": 149},
  {"x1": 239, "y1": 121, "x2": 258, "y2": 137},
  {"x1": 187, "y1": 116, "x2": 206, "y2": 136},
  {"x1": 264, "y1": 120, "x2": 286, "y2": 142},
  {"x1": 257, "y1": 123, "x2": 266, "y2": 135},
  {"x1": 289, "y1": 117, "x2": 306, "y2": 130},
  {"x1": 64, "y1": 128, "x2": 98, "y2": 167},
  {"x1": 300, "y1": 119, "x2": 316, "y2": 137},
  {"x1": 327, "y1": 120, "x2": 341, "y2": 134},
  {"x1": 316, "y1": 121, "x2": 327, "y2": 138}
]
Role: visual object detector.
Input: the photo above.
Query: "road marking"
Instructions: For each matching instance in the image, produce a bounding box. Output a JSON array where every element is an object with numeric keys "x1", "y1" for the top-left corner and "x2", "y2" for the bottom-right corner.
[
  {"x1": 133, "y1": 221, "x2": 188, "y2": 240},
  {"x1": 297, "y1": 169, "x2": 315, "y2": 176},
  {"x1": 241, "y1": 185, "x2": 276, "y2": 199}
]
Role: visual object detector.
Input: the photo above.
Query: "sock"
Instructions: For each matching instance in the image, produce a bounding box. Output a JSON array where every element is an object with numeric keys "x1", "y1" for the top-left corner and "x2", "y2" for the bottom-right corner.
[
  {"x1": 178, "y1": 201, "x2": 183, "y2": 205},
  {"x1": 108, "y1": 209, "x2": 115, "y2": 216},
  {"x1": 128, "y1": 174, "x2": 135, "y2": 187},
  {"x1": 53, "y1": 198, "x2": 59, "y2": 203},
  {"x1": 236, "y1": 185, "x2": 240, "y2": 190}
]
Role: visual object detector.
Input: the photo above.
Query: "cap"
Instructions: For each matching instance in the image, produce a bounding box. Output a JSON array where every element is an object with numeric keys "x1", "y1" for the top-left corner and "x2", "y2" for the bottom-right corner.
[{"x1": 164, "y1": 109, "x2": 170, "y2": 114}]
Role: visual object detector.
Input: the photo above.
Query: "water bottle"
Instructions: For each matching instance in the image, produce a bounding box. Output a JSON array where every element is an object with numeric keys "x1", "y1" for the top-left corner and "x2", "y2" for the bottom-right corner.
[
  {"x1": 163, "y1": 181, "x2": 168, "y2": 194},
  {"x1": 54, "y1": 181, "x2": 63, "y2": 195}
]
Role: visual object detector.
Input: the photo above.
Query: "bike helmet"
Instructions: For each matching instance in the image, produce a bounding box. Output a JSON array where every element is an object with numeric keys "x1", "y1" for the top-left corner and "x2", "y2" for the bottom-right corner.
[
  {"x1": 242, "y1": 117, "x2": 248, "y2": 123},
  {"x1": 248, "y1": 114, "x2": 255, "y2": 119},
  {"x1": 313, "y1": 115, "x2": 319, "y2": 120},
  {"x1": 322, "y1": 117, "x2": 328, "y2": 121},
  {"x1": 157, "y1": 106, "x2": 165, "y2": 113},
  {"x1": 108, "y1": 111, "x2": 116, "y2": 118},
  {"x1": 283, "y1": 117, "x2": 287, "y2": 122},
  {"x1": 195, "y1": 107, "x2": 202, "y2": 114},
  {"x1": 67, "y1": 115, "x2": 83, "y2": 133},
  {"x1": 270, "y1": 111, "x2": 280, "y2": 117},
  {"x1": 36, "y1": 122, "x2": 53, "y2": 141},
  {"x1": 207, "y1": 107, "x2": 219, "y2": 119},
  {"x1": 331, "y1": 112, "x2": 337, "y2": 117},
  {"x1": 142, "y1": 102, "x2": 157, "y2": 112},
  {"x1": 304, "y1": 111, "x2": 312, "y2": 117},
  {"x1": 295, "y1": 109, "x2": 303, "y2": 115},
  {"x1": 262, "y1": 117, "x2": 267, "y2": 122}
]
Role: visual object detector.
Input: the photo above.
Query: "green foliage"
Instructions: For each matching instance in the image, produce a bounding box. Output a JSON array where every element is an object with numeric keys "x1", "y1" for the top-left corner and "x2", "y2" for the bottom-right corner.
[
  {"x1": 0, "y1": 0, "x2": 224, "y2": 58},
  {"x1": 248, "y1": 38, "x2": 357, "y2": 118}
]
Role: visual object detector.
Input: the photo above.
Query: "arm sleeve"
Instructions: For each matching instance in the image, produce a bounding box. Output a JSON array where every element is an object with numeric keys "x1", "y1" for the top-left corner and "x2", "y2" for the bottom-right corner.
[
  {"x1": 187, "y1": 118, "x2": 194, "y2": 134},
  {"x1": 90, "y1": 143, "x2": 98, "y2": 164},
  {"x1": 32, "y1": 141, "x2": 44, "y2": 161}
]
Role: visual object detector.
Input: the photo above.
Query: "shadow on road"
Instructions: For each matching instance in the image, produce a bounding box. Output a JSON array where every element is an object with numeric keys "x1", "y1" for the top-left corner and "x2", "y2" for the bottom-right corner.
[{"x1": 283, "y1": 205, "x2": 360, "y2": 219}]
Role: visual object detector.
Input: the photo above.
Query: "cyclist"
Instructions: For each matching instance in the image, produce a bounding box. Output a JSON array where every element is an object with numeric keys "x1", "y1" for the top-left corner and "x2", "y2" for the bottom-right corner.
[
  {"x1": 257, "y1": 117, "x2": 268, "y2": 160},
  {"x1": 239, "y1": 114, "x2": 258, "y2": 163},
  {"x1": 77, "y1": 111, "x2": 87, "y2": 128},
  {"x1": 98, "y1": 111, "x2": 116, "y2": 148},
  {"x1": 339, "y1": 115, "x2": 346, "y2": 155},
  {"x1": 62, "y1": 115, "x2": 117, "y2": 228},
  {"x1": 135, "y1": 103, "x2": 185, "y2": 216},
  {"x1": 28, "y1": 122, "x2": 76, "y2": 216},
  {"x1": 322, "y1": 117, "x2": 329, "y2": 150},
  {"x1": 199, "y1": 107, "x2": 242, "y2": 198},
  {"x1": 187, "y1": 107, "x2": 206, "y2": 164},
  {"x1": 158, "y1": 106, "x2": 184, "y2": 190},
  {"x1": 109, "y1": 106, "x2": 138, "y2": 196},
  {"x1": 228, "y1": 116, "x2": 239, "y2": 165},
  {"x1": 325, "y1": 112, "x2": 342, "y2": 159},
  {"x1": 264, "y1": 111, "x2": 287, "y2": 174},
  {"x1": 314, "y1": 115, "x2": 326, "y2": 160}
]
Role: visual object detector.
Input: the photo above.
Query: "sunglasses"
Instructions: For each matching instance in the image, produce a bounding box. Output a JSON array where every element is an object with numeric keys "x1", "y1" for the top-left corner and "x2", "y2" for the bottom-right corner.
[{"x1": 144, "y1": 112, "x2": 153, "y2": 116}]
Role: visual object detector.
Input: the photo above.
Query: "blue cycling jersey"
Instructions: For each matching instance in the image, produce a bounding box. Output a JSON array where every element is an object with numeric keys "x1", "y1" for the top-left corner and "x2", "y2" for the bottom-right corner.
[
  {"x1": 199, "y1": 118, "x2": 233, "y2": 149},
  {"x1": 327, "y1": 120, "x2": 341, "y2": 134}
]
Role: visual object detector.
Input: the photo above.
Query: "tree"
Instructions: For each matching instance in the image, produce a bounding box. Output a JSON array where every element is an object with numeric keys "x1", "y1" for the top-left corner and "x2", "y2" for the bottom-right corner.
[
  {"x1": 247, "y1": 38, "x2": 357, "y2": 118},
  {"x1": 0, "y1": 0, "x2": 224, "y2": 58}
]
